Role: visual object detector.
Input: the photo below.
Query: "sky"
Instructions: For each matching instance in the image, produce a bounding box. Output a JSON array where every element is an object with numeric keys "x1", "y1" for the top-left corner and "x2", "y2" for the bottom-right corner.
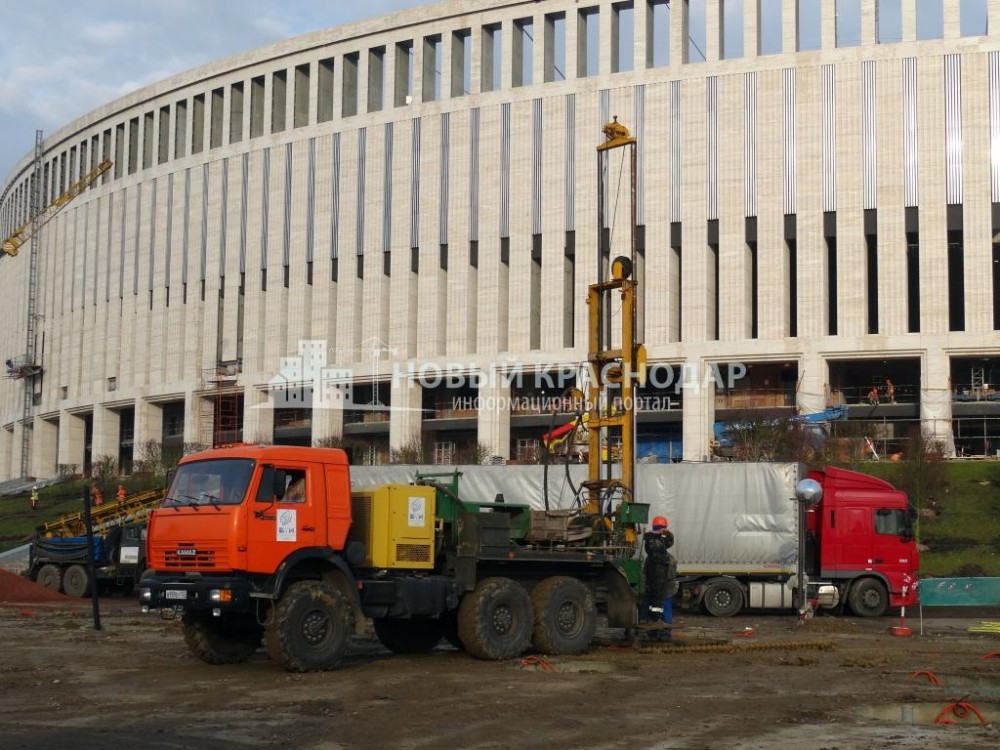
[{"x1": 0, "y1": 0, "x2": 428, "y2": 182}]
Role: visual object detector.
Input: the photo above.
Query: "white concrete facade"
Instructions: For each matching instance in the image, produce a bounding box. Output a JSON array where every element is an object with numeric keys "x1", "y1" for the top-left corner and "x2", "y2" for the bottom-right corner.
[{"x1": 2, "y1": 0, "x2": 1000, "y2": 477}]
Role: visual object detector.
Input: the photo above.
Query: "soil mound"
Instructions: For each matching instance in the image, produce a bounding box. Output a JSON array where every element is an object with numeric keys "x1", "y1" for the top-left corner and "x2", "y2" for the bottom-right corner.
[{"x1": 0, "y1": 568, "x2": 72, "y2": 603}]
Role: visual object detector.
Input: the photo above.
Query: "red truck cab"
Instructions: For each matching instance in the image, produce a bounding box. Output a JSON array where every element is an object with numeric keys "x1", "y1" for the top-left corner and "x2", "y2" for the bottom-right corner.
[{"x1": 808, "y1": 466, "x2": 919, "y2": 615}]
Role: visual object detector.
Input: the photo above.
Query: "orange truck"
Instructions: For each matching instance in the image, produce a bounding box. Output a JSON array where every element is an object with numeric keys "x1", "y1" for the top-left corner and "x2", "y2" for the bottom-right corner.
[{"x1": 139, "y1": 444, "x2": 641, "y2": 671}]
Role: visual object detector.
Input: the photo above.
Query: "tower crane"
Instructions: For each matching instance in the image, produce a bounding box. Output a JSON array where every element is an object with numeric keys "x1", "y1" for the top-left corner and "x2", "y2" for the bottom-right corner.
[{"x1": 3, "y1": 157, "x2": 112, "y2": 256}]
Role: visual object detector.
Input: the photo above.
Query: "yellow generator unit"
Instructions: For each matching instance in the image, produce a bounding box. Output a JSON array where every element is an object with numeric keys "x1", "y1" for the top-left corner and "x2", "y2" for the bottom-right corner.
[{"x1": 349, "y1": 484, "x2": 436, "y2": 570}]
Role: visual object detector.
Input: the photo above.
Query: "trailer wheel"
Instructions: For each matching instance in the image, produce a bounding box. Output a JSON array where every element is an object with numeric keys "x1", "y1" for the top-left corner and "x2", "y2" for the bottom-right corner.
[
  {"x1": 62, "y1": 564, "x2": 91, "y2": 598},
  {"x1": 702, "y1": 578, "x2": 744, "y2": 617},
  {"x1": 34, "y1": 564, "x2": 62, "y2": 592},
  {"x1": 457, "y1": 577, "x2": 532, "y2": 660},
  {"x1": 531, "y1": 576, "x2": 597, "y2": 655},
  {"x1": 848, "y1": 578, "x2": 888, "y2": 617},
  {"x1": 265, "y1": 580, "x2": 352, "y2": 672},
  {"x1": 373, "y1": 618, "x2": 443, "y2": 654},
  {"x1": 182, "y1": 613, "x2": 262, "y2": 665}
]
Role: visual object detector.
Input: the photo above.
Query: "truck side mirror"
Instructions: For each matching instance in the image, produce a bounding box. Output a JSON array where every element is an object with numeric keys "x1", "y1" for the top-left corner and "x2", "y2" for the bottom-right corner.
[{"x1": 272, "y1": 470, "x2": 287, "y2": 500}]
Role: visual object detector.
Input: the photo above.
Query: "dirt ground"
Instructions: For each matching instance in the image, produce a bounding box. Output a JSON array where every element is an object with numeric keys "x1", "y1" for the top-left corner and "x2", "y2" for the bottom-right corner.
[{"x1": 0, "y1": 597, "x2": 998, "y2": 750}]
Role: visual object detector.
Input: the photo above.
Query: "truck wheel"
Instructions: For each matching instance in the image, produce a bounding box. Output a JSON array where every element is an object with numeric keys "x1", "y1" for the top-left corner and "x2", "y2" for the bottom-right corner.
[
  {"x1": 457, "y1": 577, "x2": 532, "y2": 660},
  {"x1": 182, "y1": 613, "x2": 262, "y2": 665},
  {"x1": 702, "y1": 578, "x2": 744, "y2": 617},
  {"x1": 34, "y1": 564, "x2": 62, "y2": 592},
  {"x1": 531, "y1": 576, "x2": 597, "y2": 655},
  {"x1": 264, "y1": 581, "x2": 351, "y2": 672},
  {"x1": 62, "y1": 564, "x2": 91, "y2": 597},
  {"x1": 848, "y1": 578, "x2": 888, "y2": 617},
  {"x1": 373, "y1": 618, "x2": 443, "y2": 653}
]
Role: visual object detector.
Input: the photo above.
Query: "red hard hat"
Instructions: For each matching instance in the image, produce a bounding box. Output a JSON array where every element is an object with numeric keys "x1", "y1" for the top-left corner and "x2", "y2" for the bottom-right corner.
[{"x1": 652, "y1": 515, "x2": 669, "y2": 530}]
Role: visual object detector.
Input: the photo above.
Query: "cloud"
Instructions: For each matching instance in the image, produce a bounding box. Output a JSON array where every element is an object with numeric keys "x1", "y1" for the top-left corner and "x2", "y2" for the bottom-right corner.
[
  {"x1": 0, "y1": 0, "x2": 429, "y2": 181},
  {"x1": 80, "y1": 21, "x2": 136, "y2": 45}
]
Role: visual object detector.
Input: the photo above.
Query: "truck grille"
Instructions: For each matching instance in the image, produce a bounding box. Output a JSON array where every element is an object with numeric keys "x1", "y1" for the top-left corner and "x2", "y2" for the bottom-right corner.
[
  {"x1": 152, "y1": 541, "x2": 228, "y2": 570},
  {"x1": 395, "y1": 543, "x2": 431, "y2": 564}
]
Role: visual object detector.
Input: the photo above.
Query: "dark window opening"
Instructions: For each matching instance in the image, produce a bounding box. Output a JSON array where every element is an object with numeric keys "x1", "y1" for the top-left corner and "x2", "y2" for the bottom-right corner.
[
  {"x1": 948, "y1": 230, "x2": 965, "y2": 332},
  {"x1": 786, "y1": 215, "x2": 798, "y2": 337},
  {"x1": 825, "y1": 212, "x2": 837, "y2": 336},
  {"x1": 906, "y1": 209, "x2": 920, "y2": 333},
  {"x1": 865, "y1": 210, "x2": 878, "y2": 335}
]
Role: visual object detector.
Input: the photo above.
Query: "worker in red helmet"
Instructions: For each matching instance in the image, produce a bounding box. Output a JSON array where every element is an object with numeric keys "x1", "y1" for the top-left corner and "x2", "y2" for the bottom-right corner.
[{"x1": 642, "y1": 515, "x2": 677, "y2": 639}]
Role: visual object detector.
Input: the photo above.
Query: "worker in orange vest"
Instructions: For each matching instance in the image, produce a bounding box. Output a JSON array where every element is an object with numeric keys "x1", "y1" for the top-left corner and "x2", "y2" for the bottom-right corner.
[
  {"x1": 117, "y1": 484, "x2": 126, "y2": 503},
  {"x1": 91, "y1": 482, "x2": 103, "y2": 506}
]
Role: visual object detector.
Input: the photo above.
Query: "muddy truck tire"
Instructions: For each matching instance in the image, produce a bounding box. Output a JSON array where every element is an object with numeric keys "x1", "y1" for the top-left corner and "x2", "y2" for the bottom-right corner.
[{"x1": 265, "y1": 581, "x2": 352, "y2": 672}]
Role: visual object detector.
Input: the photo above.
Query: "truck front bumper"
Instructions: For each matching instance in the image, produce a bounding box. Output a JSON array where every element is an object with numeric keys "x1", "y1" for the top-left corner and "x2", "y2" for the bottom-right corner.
[{"x1": 138, "y1": 573, "x2": 251, "y2": 615}]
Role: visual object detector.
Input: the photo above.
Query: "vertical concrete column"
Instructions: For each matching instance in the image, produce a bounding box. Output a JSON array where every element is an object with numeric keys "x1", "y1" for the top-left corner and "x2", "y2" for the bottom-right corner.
[
  {"x1": 602, "y1": 0, "x2": 616, "y2": 74},
  {"x1": 183, "y1": 391, "x2": 213, "y2": 447},
  {"x1": 469, "y1": 25, "x2": 483, "y2": 94},
  {"x1": 783, "y1": 0, "x2": 799, "y2": 53},
  {"x1": 681, "y1": 361, "x2": 713, "y2": 462},
  {"x1": 478, "y1": 374, "x2": 511, "y2": 459},
  {"x1": 11, "y1": 422, "x2": 24, "y2": 480},
  {"x1": 671, "y1": 0, "x2": 690, "y2": 66},
  {"x1": 634, "y1": 0, "x2": 650, "y2": 69},
  {"x1": 921, "y1": 348, "x2": 955, "y2": 455},
  {"x1": 531, "y1": 12, "x2": 545, "y2": 87},
  {"x1": 991, "y1": 0, "x2": 1000, "y2": 38},
  {"x1": 797, "y1": 350, "x2": 829, "y2": 415},
  {"x1": 861, "y1": 0, "x2": 877, "y2": 45},
  {"x1": 0, "y1": 427, "x2": 12, "y2": 482},
  {"x1": 390, "y1": 378, "x2": 423, "y2": 450},
  {"x1": 744, "y1": 0, "x2": 760, "y2": 57},
  {"x1": 705, "y1": 0, "x2": 721, "y2": 61},
  {"x1": 31, "y1": 417, "x2": 58, "y2": 479},
  {"x1": 58, "y1": 411, "x2": 86, "y2": 475},
  {"x1": 564, "y1": 5, "x2": 579, "y2": 79},
  {"x1": 91, "y1": 405, "x2": 120, "y2": 465},
  {"x1": 821, "y1": 0, "x2": 837, "y2": 49},
  {"x1": 501, "y1": 18, "x2": 515, "y2": 91},
  {"x1": 242, "y1": 387, "x2": 274, "y2": 445},
  {"x1": 944, "y1": 0, "x2": 961, "y2": 38},
  {"x1": 311, "y1": 403, "x2": 345, "y2": 444},
  {"x1": 901, "y1": 0, "x2": 917, "y2": 41},
  {"x1": 134, "y1": 398, "x2": 163, "y2": 453}
]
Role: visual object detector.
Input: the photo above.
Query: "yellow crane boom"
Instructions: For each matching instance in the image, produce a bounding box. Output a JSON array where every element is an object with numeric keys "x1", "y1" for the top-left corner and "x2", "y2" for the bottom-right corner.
[{"x1": 3, "y1": 159, "x2": 112, "y2": 257}]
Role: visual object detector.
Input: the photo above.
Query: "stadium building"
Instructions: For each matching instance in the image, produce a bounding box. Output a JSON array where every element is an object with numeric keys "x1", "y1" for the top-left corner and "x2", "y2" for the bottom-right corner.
[{"x1": 2, "y1": 0, "x2": 1000, "y2": 479}]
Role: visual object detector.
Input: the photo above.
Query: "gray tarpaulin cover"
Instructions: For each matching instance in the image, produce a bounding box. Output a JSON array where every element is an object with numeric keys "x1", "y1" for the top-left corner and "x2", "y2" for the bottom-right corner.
[{"x1": 351, "y1": 463, "x2": 802, "y2": 574}]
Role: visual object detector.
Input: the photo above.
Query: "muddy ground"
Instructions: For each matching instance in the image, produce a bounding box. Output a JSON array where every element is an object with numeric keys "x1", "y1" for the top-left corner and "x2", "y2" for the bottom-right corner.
[{"x1": 0, "y1": 598, "x2": 998, "y2": 750}]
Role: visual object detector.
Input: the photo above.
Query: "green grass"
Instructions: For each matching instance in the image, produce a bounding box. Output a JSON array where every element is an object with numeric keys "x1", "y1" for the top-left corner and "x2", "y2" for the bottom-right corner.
[{"x1": 0, "y1": 476, "x2": 166, "y2": 552}]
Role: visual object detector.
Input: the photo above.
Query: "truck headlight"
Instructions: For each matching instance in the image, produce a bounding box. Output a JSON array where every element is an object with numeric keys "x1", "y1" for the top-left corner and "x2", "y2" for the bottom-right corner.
[
  {"x1": 139, "y1": 587, "x2": 152, "y2": 601},
  {"x1": 209, "y1": 589, "x2": 233, "y2": 603}
]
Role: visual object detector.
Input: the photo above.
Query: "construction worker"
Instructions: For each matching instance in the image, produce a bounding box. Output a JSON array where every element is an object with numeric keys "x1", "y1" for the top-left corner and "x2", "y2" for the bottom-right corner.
[
  {"x1": 117, "y1": 484, "x2": 126, "y2": 503},
  {"x1": 30, "y1": 484, "x2": 38, "y2": 511},
  {"x1": 91, "y1": 482, "x2": 103, "y2": 506},
  {"x1": 642, "y1": 515, "x2": 677, "y2": 639}
]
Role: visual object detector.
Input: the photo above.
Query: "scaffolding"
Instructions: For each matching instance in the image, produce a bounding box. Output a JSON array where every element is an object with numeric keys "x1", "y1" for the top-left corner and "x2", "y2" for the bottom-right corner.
[{"x1": 200, "y1": 361, "x2": 243, "y2": 447}]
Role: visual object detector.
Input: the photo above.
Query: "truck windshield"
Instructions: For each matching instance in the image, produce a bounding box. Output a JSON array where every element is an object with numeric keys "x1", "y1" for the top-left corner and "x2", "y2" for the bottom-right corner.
[
  {"x1": 164, "y1": 458, "x2": 256, "y2": 507},
  {"x1": 874, "y1": 508, "x2": 912, "y2": 538}
]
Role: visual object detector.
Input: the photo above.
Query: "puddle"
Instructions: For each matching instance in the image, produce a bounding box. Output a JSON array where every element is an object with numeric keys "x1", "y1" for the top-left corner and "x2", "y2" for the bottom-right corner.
[
  {"x1": 857, "y1": 702, "x2": 996, "y2": 726},
  {"x1": 552, "y1": 660, "x2": 618, "y2": 674}
]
